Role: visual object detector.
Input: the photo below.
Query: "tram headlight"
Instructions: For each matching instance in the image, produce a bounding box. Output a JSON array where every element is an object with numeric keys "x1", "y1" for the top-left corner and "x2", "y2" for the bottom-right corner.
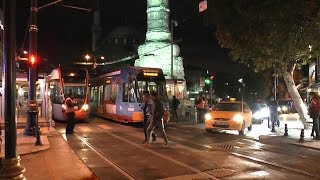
[{"x1": 82, "y1": 104, "x2": 89, "y2": 111}]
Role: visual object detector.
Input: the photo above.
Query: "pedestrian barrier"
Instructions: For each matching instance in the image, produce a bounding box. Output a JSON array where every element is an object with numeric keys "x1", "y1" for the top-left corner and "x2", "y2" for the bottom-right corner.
[
  {"x1": 298, "y1": 129, "x2": 305, "y2": 143},
  {"x1": 284, "y1": 124, "x2": 288, "y2": 137}
]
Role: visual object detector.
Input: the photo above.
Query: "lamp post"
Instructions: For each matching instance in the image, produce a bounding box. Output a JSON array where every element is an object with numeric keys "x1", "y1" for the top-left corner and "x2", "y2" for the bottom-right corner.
[
  {"x1": 239, "y1": 78, "x2": 245, "y2": 112},
  {"x1": 170, "y1": 20, "x2": 178, "y2": 96},
  {"x1": 24, "y1": 0, "x2": 42, "y2": 146},
  {"x1": 0, "y1": 0, "x2": 26, "y2": 178}
]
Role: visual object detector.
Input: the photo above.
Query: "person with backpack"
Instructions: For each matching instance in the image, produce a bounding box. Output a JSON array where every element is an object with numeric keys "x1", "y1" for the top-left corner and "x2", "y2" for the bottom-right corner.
[
  {"x1": 146, "y1": 91, "x2": 169, "y2": 146},
  {"x1": 65, "y1": 92, "x2": 76, "y2": 134},
  {"x1": 172, "y1": 95, "x2": 180, "y2": 122},
  {"x1": 309, "y1": 92, "x2": 320, "y2": 139}
]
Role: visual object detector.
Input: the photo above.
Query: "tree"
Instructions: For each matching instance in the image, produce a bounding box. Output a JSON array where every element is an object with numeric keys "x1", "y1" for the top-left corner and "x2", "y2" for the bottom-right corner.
[{"x1": 206, "y1": 0, "x2": 320, "y2": 127}]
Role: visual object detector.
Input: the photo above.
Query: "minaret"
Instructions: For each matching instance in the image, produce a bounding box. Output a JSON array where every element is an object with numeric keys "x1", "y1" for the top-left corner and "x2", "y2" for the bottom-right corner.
[
  {"x1": 91, "y1": 0, "x2": 102, "y2": 52},
  {"x1": 135, "y1": 0, "x2": 186, "y2": 98}
]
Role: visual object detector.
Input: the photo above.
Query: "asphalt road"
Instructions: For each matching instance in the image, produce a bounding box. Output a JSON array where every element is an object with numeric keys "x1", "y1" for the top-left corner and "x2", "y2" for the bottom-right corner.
[{"x1": 54, "y1": 116, "x2": 320, "y2": 180}]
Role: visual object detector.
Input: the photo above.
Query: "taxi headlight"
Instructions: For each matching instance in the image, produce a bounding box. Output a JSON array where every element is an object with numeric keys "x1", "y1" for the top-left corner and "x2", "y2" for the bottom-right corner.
[
  {"x1": 82, "y1": 104, "x2": 89, "y2": 111},
  {"x1": 233, "y1": 114, "x2": 243, "y2": 123},
  {"x1": 205, "y1": 113, "x2": 212, "y2": 121},
  {"x1": 282, "y1": 106, "x2": 288, "y2": 111},
  {"x1": 62, "y1": 104, "x2": 66, "y2": 110}
]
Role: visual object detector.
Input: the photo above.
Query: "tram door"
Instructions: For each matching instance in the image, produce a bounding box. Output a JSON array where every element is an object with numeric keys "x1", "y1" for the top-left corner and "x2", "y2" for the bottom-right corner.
[
  {"x1": 90, "y1": 87, "x2": 99, "y2": 113},
  {"x1": 97, "y1": 86, "x2": 104, "y2": 114},
  {"x1": 119, "y1": 83, "x2": 137, "y2": 118}
]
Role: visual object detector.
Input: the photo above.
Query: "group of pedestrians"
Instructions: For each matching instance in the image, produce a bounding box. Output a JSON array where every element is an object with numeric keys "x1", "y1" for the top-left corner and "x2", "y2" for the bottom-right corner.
[{"x1": 142, "y1": 91, "x2": 169, "y2": 146}]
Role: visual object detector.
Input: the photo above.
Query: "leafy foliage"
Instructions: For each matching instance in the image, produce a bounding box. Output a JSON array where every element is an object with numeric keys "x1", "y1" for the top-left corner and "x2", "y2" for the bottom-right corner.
[{"x1": 206, "y1": 0, "x2": 320, "y2": 73}]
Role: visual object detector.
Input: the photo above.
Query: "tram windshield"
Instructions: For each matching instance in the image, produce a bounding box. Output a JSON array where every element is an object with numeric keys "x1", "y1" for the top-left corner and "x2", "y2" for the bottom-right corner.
[
  {"x1": 136, "y1": 80, "x2": 168, "y2": 103},
  {"x1": 64, "y1": 86, "x2": 85, "y2": 99}
]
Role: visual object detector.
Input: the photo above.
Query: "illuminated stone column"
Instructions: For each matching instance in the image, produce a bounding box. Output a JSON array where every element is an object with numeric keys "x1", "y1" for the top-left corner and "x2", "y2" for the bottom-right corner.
[{"x1": 135, "y1": 0, "x2": 186, "y2": 98}]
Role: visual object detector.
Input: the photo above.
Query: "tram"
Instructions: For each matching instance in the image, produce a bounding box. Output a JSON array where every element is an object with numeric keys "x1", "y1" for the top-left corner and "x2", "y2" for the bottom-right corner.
[
  {"x1": 90, "y1": 65, "x2": 170, "y2": 123},
  {"x1": 49, "y1": 67, "x2": 90, "y2": 121}
]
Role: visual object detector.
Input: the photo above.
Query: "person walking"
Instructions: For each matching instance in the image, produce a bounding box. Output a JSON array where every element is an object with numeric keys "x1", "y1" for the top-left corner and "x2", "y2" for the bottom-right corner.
[
  {"x1": 65, "y1": 92, "x2": 76, "y2": 134},
  {"x1": 195, "y1": 94, "x2": 206, "y2": 123},
  {"x1": 146, "y1": 91, "x2": 169, "y2": 146},
  {"x1": 172, "y1": 95, "x2": 180, "y2": 122},
  {"x1": 309, "y1": 93, "x2": 320, "y2": 139},
  {"x1": 142, "y1": 91, "x2": 156, "y2": 144},
  {"x1": 269, "y1": 97, "x2": 279, "y2": 130}
]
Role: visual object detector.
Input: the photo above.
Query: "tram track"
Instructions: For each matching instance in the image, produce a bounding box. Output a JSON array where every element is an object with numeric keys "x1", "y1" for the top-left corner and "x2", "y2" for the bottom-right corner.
[
  {"x1": 59, "y1": 119, "x2": 320, "y2": 179},
  {"x1": 73, "y1": 133, "x2": 137, "y2": 180},
  {"x1": 89, "y1": 121, "x2": 320, "y2": 179},
  {"x1": 90, "y1": 124, "x2": 219, "y2": 180},
  {"x1": 164, "y1": 133, "x2": 320, "y2": 179}
]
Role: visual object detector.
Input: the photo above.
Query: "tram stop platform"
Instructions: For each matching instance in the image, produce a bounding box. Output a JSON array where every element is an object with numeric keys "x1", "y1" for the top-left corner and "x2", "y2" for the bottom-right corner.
[{"x1": 0, "y1": 120, "x2": 96, "y2": 180}]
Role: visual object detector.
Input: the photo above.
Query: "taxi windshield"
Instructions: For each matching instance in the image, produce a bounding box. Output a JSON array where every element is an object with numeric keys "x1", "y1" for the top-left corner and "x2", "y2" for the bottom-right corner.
[{"x1": 215, "y1": 103, "x2": 241, "y2": 112}]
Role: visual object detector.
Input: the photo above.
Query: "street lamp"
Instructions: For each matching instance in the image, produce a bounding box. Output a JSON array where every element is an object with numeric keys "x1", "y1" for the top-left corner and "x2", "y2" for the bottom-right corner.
[
  {"x1": 85, "y1": 54, "x2": 91, "y2": 61},
  {"x1": 100, "y1": 56, "x2": 105, "y2": 60}
]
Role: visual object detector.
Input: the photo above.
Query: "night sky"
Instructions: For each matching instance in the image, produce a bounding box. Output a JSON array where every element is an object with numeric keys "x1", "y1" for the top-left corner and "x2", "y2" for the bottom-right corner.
[{"x1": 16, "y1": 0, "x2": 245, "y2": 73}]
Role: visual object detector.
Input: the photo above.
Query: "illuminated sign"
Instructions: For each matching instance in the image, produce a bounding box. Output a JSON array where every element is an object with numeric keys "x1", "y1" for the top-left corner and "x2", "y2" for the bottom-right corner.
[
  {"x1": 106, "y1": 70, "x2": 121, "y2": 77},
  {"x1": 143, "y1": 72, "x2": 158, "y2": 77}
]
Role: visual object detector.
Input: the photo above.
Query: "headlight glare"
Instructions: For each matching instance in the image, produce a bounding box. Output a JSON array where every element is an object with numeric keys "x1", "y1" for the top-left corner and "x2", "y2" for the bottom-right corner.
[
  {"x1": 82, "y1": 104, "x2": 89, "y2": 111},
  {"x1": 205, "y1": 113, "x2": 212, "y2": 121},
  {"x1": 233, "y1": 114, "x2": 243, "y2": 123}
]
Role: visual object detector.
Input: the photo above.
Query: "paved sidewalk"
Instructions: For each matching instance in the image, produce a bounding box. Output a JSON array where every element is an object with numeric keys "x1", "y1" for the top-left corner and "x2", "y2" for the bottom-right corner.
[{"x1": 1, "y1": 125, "x2": 97, "y2": 179}]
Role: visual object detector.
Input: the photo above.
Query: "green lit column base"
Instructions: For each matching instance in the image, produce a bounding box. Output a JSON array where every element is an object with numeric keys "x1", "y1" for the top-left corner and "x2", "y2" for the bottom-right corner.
[{"x1": 0, "y1": 156, "x2": 26, "y2": 180}]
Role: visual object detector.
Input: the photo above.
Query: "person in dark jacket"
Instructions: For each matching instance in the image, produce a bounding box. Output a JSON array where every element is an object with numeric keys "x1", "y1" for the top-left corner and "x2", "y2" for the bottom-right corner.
[
  {"x1": 172, "y1": 95, "x2": 180, "y2": 122},
  {"x1": 269, "y1": 97, "x2": 279, "y2": 129},
  {"x1": 146, "y1": 91, "x2": 168, "y2": 146},
  {"x1": 142, "y1": 91, "x2": 156, "y2": 144},
  {"x1": 309, "y1": 93, "x2": 320, "y2": 139}
]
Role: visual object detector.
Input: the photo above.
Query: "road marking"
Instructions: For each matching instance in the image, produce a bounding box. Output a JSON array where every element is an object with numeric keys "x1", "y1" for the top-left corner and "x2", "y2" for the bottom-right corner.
[
  {"x1": 73, "y1": 133, "x2": 136, "y2": 180},
  {"x1": 231, "y1": 152, "x2": 320, "y2": 179}
]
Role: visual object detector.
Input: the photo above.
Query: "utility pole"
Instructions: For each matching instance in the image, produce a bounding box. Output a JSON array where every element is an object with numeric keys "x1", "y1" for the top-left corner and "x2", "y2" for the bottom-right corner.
[{"x1": 0, "y1": 0, "x2": 26, "y2": 178}]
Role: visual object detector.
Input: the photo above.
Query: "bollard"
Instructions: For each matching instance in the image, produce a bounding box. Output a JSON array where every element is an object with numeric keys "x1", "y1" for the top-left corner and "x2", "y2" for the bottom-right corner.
[
  {"x1": 298, "y1": 129, "x2": 305, "y2": 143},
  {"x1": 284, "y1": 124, "x2": 288, "y2": 137}
]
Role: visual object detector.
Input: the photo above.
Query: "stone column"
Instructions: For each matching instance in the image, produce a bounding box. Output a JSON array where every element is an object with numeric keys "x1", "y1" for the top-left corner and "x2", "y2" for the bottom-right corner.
[{"x1": 135, "y1": 0, "x2": 186, "y2": 99}]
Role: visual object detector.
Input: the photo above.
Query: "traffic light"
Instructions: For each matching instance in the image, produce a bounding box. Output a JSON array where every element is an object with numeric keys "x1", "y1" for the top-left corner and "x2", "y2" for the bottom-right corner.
[
  {"x1": 205, "y1": 78, "x2": 211, "y2": 85},
  {"x1": 29, "y1": 55, "x2": 37, "y2": 65}
]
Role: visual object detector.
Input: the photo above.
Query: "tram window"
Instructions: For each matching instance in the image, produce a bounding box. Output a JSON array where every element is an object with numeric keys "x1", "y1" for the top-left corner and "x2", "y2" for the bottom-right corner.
[
  {"x1": 64, "y1": 86, "x2": 85, "y2": 98},
  {"x1": 110, "y1": 84, "x2": 118, "y2": 103},
  {"x1": 49, "y1": 81, "x2": 64, "y2": 104},
  {"x1": 104, "y1": 85, "x2": 111, "y2": 101},
  {"x1": 123, "y1": 83, "x2": 135, "y2": 102}
]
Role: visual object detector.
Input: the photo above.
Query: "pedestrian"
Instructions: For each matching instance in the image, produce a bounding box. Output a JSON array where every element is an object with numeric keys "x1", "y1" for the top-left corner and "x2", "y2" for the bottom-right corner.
[
  {"x1": 142, "y1": 91, "x2": 156, "y2": 144},
  {"x1": 308, "y1": 92, "x2": 320, "y2": 139},
  {"x1": 172, "y1": 95, "x2": 180, "y2": 122},
  {"x1": 269, "y1": 97, "x2": 279, "y2": 129},
  {"x1": 65, "y1": 92, "x2": 76, "y2": 134},
  {"x1": 195, "y1": 94, "x2": 206, "y2": 123},
  {"x1": 146, "y1": 91, "x2": 169, "y2": 146}
]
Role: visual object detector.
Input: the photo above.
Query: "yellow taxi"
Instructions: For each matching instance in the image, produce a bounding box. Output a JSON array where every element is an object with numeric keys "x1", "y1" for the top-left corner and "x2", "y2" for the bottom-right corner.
[{"x1": 204, "y1": 99, "x2": 253, "y2": 135}]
